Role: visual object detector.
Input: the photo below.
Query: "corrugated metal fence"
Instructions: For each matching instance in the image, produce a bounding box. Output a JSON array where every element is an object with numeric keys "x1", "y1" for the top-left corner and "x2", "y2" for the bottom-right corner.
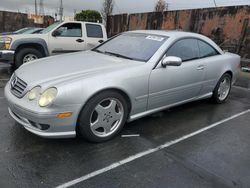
[{"x1": 107, "y1": 6, "x2": 250, "y2": 58}]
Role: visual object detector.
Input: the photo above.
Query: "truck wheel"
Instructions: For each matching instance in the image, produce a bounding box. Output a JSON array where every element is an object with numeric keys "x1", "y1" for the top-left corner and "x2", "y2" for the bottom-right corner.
[
  {"x1": 77, "y1": 91, "x2": 128, "y2": 143},
  {"x1": 14, "y1": 48, "x2": 43, "y2": 69}
]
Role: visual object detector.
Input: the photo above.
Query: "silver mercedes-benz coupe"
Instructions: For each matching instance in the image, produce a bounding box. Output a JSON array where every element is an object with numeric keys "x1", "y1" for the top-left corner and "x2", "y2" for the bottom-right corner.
[{"x1": 5, "y1": 30, "x2": 240, "y2": 142}]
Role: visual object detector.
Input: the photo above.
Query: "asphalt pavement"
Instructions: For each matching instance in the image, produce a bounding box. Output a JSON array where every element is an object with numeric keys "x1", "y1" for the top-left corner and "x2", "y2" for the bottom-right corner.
[
  {"x1": 0, "y1": 62, "x2": 250, "y2": 187},
  {"x1": 0, "y1": 83, "x2": 250, "y2": 187}
]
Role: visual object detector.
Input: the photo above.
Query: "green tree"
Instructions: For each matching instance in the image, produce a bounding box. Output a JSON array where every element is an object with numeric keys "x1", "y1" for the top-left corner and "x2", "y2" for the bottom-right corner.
[{"x1": 75, "y1": 10, "x2": 102, "y2": 23}]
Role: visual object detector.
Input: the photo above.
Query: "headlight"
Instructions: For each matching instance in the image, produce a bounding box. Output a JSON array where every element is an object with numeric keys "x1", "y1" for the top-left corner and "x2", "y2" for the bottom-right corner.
[
  {"x1": 28, "y1": 86, "x2": 41, "y2": 101},
  {"x1": 0, "y1": 37, "x2": 12, "y2": 50},
  {"x1": 39, "y1": 88, "x2": 57, "y2": 107}
]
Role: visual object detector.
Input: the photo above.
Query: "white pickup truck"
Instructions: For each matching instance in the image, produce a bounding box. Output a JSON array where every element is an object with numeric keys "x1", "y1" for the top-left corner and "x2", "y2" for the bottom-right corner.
[{"x1": 0, "y1": 21, "x2": 107, "y2": 68}]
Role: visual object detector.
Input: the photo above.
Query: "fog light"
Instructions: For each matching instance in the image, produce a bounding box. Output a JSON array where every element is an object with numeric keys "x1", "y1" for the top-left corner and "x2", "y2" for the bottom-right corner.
[{"x1": 57, "y1": 112, "x2": 72, "y2": 118}]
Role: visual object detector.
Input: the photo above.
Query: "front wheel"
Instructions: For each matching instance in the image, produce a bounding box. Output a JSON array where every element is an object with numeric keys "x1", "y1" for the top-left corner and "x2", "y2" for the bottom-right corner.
[
  {"x1": 77, "y1": 91, "x2": 128, "y2": 143},
  {"x1": 212, "y1": 73, "x2": 232, "y2": 104}
]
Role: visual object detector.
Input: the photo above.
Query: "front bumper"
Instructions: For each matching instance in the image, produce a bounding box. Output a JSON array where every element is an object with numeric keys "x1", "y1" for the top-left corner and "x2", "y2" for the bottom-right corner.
[
  {"x1": 8, "y1": 108, "x2": 76, "y2": 138},
  {"x1": 0, "y1": 50, "x2": 14, "y2": 64},
  {"x1": 5, "y1": 82, "x2": 81, "y2": 139}
]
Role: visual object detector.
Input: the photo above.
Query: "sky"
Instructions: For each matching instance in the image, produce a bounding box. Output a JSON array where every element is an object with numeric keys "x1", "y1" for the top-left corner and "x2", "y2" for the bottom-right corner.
[{"x1": 0, "y1": 0, "x2": 249, "y2": 17}]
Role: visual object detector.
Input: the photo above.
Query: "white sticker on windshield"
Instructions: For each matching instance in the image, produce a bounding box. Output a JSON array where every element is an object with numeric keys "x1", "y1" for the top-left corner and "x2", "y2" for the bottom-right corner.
[{"x1": 146, "y1": 36, "x2": 164, "y2": 42}]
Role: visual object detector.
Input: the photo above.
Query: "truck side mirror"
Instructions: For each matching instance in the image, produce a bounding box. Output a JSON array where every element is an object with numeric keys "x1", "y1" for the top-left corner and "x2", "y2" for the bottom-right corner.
[{"x1": 52, "y1": 30, "x2": 60, "y2": 37}]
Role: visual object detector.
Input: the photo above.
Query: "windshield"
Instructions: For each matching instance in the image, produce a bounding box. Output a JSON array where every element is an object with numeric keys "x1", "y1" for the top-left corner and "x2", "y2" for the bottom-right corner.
[
  {"x1": 40, "y1": 22, "x2": 61, "y2": 34},
  {"x1": 93, "y1": 33, "x2": 167, "y2": 62}
]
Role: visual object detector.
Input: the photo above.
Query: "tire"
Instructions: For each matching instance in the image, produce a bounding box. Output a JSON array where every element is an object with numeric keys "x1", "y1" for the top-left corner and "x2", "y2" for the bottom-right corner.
[
  {"x1": 14, "y1": 48, "x2": 44, "y2": 69},
  {"x1": 77, "y1": 91, "x2": 129, "y2": 143},
  {"x1": 212, "y1": 73, "x2": 232, "y2": 104}
]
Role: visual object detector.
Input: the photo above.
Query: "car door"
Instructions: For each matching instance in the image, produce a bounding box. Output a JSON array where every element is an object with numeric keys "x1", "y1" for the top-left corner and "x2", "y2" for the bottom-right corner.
[
  {"x1": 84, "y1": 23, "x2": 106, "y2": 50},
  {"x1": 48, "y1": 22, "x2": 85, "y2": 55},
  {"x1": 148, "y1": 38, "x2": 206, "y2": 110},
  {"x1": 197, "y1": 39, "x2": 222, "y2": 95}
]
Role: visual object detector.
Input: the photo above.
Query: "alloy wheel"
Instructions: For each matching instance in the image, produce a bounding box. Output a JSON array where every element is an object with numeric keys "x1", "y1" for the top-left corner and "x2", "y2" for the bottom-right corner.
[
  {"x1": 90, "y1": 98, "x2": 124, "y2": 137},
  {"x1": 218, "y1": 77, "x2": 231, "y2": 101}
]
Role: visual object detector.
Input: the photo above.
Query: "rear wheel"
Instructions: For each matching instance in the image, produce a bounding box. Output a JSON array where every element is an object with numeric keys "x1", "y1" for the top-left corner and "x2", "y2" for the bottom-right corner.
[
  {"x1": 14, "y1": 48, "x2": 43, "y2": 69},
  {"x1": 212, "y1": 73, "x2": 232, "y2": 104},
  {"x1": 77, "y1": 91, "x2": 128, "y2": 143}
]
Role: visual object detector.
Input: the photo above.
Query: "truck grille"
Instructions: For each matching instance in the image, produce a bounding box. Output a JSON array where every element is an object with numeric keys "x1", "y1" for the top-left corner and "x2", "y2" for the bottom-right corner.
[
  {"x1": 10, "y1": 75, "x2": 27, "y2": 98},
  {"x1": 0, "y1": 42, "x2": 4, "y2": 50}
]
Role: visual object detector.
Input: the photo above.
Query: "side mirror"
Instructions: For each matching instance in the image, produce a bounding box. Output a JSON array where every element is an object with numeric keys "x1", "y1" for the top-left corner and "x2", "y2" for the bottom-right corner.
[
  {"x1": 52, "y1": 30, "x2": 60, "y2": 37},
  {"x1": 161, "y1": 56, "x2": 182, "y2": 67}
]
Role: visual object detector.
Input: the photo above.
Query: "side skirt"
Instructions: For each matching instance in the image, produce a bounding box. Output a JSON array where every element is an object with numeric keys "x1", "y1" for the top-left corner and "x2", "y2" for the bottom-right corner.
[{"x1": 128, "y1": 92, "x2": 213, "y2": 122}]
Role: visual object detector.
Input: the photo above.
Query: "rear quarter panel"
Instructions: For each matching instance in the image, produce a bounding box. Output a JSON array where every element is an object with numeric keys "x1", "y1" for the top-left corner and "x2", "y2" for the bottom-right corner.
[{"x1": 201, "y1": 52, "x2": 240, "y2": 94}]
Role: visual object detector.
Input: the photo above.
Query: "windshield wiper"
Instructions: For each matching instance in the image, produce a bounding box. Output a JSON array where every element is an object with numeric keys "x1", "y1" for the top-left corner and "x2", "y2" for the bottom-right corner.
[{"x1": 104, "y1": 51, "x2": 134, "y2": 60}]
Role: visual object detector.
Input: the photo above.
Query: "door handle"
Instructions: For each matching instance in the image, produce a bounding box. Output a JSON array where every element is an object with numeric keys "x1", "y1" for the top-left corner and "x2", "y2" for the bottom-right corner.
[
  {"x1": 197, "y1": 65, "x2": 205, "y2": 70},
  {"x1": 76, "y1": 39, "x2": 84, "y2": 43},
  {"x1": 99, "y1": 40, "x2": 104, "y2": 43}
]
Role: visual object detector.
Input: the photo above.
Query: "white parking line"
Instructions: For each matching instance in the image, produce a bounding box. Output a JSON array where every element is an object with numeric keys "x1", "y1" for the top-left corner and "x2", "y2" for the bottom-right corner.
[
  {"x1": 121, "y1": 134, "x2": 140, "y2": 137},
  {"x1": 56, "y1": 109, "x2": 250, "y2": 188}
]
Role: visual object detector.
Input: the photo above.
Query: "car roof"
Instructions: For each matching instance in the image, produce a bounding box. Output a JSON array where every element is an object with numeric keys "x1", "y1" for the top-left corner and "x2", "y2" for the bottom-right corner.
[{"x1": 128, "y1": 30, "x2": 205, "y2": 38}]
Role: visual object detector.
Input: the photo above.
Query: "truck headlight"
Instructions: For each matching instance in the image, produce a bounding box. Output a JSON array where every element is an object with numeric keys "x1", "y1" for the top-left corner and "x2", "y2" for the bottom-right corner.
[
  {"x1": 0, "y1": 37, "x2": 12, "y2": 50},
  {"x1": 28, "y1": 86, "x2": 41, "y2": 101},
  {"x1": 39, "y1": 88, "x2": 57, "y2": 107}
]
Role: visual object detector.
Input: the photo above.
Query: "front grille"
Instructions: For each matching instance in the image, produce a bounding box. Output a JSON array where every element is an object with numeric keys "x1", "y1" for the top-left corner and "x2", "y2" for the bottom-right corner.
[{"x1": 10, "y1": 75, "x2": 27, "y2": 98}]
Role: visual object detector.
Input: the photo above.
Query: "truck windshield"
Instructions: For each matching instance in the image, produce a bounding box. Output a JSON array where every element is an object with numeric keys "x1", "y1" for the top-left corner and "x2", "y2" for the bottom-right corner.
[
  {"x1": 93, "y1": 33, "x2": 167, "y2": 62},
  {"x1": 40, "y1": 22, "x2": 61, "y2": 34}
]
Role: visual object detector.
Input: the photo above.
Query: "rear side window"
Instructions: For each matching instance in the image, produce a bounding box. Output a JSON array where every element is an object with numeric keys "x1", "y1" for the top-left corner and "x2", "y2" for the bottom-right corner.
[
  {"x1": 86, "y1": 24, "x2": 103, "y2": 38},
  {"x1": 198, "y1": 40, "x2": 219, "y2": 58},
  {"x1": 166, "y1": 39, "x2": 199, "y2": 62}
]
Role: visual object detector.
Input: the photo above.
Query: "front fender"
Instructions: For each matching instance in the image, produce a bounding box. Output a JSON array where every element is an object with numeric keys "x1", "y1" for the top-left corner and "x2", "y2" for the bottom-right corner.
[
  {"x1": 11, "y1": 38, "x2": 49, "y2": 56},
  {"x1": 53, "y1": 66, "x2": 151, "y2": 117}
]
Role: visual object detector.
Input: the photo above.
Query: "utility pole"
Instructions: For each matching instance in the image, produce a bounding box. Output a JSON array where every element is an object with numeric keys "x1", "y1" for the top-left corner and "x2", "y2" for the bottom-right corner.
[
  {"x1": 73, "y1": 9, "x2": 77, "y2": 21},
  {"x1": 55, "y1": 12, "x2": 58, "y2": 21},
  {"x1": 213, "y1": 0, "x2": 217, "y2": 7},
  {"x1": 39, "y1": 0, "x2": 45, "y2": 15},
  {"x1": 35, "y1": 0, "x2": 38, "y2": 15},
  {"x1": 166, "y1": 3, "x2": 169, "y2": 11},
  {"x1": 59, "y1": 0, "x2": 63, "y2": 22}
]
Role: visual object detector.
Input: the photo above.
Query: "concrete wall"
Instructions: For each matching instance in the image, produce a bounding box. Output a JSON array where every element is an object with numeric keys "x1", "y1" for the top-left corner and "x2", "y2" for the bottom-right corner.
[
  {"x1": 107, "y1": 6, "x2": 250, "y2": 58},
  {"x1": 0, "y1": 11, "x2": 54, "y2": 32}
]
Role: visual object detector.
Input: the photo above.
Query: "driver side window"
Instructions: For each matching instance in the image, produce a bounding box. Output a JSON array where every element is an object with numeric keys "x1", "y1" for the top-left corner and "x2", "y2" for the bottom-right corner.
[
  {"x1": 55, "y1": 23, "x2": 82, "y2": 37},
  {"x1": 166, "y1": 39, "x2": 199, "y2": 62}
]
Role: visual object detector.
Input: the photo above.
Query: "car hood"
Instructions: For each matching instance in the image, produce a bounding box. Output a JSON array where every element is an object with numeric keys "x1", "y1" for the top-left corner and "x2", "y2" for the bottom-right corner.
[
  {"x1": 15, "y1": 51, "x2": 141, "y2": 87},
  {"x1": 8, "y1": 33, "x2": 46, "y2": 40}
]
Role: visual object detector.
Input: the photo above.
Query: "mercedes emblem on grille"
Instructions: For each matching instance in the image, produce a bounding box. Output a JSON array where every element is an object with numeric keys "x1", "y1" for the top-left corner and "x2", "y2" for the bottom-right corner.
[{"x1": 11, "y1": 77, "x2": 17, "y2": 89}]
